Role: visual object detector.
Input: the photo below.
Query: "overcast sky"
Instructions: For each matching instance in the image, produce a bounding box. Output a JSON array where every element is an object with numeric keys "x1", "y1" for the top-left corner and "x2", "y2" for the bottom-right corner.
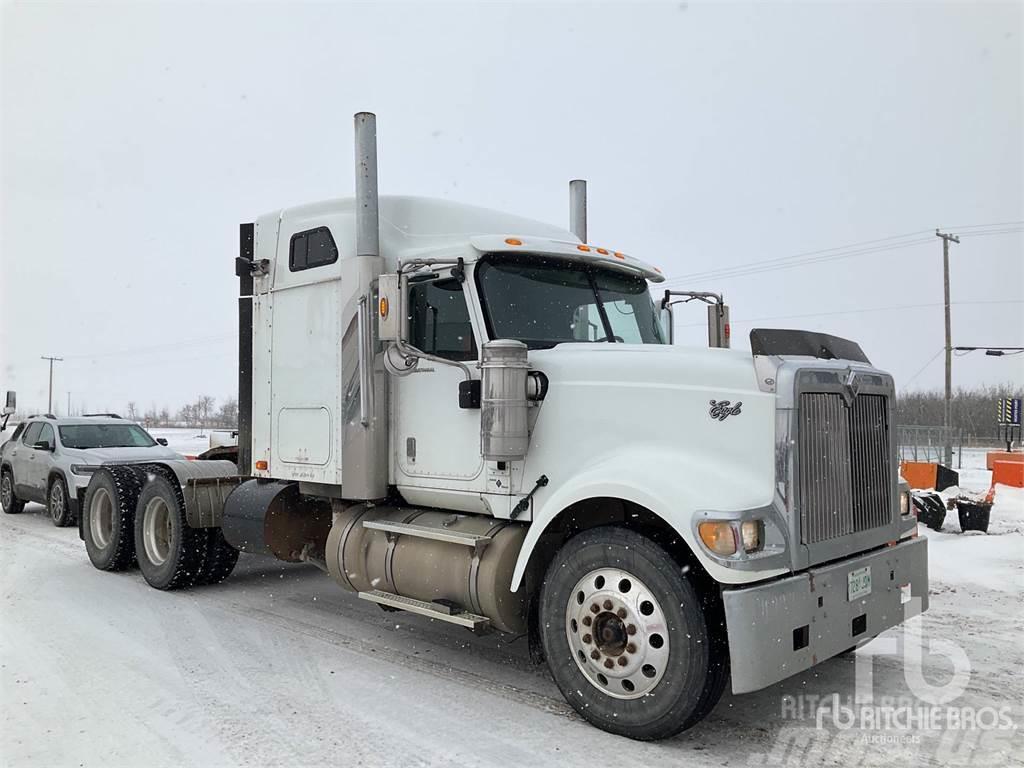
[{"x1": 1, "y1": 1, "x2": 1021, "y2": 416}]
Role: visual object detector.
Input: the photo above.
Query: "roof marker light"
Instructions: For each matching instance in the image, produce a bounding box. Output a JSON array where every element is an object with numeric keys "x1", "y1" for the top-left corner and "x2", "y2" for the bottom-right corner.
[
  {"x1": 505, "y1": 238, "x2": 523, "y2": 246},
  {"x1": 596, "y1": 248, "x2": 609, "y2": 255},
  {"x1": 577, "y1": 245, "x2": 591, "y2": 252},
  {"x1": 613, "y1": 252, "x2": 626, "y2": 260}
]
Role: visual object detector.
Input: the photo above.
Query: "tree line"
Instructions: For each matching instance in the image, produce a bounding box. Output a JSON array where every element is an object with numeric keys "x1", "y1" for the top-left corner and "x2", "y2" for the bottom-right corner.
[
  {"x1": 126, "y1": 396, "x2": 238, "y2": 431},
  {"x1": 894, "y1": 383, "x2": 1021, "y2": 441}
]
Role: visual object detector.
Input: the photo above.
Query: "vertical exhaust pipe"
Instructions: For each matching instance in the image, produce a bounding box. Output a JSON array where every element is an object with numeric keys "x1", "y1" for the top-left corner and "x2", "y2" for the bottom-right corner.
[
  {"x1": 569, "y1": 179, "x2": 587, "y2": 243},
  {"x1": 343, "y1": 112, "x2": 388, "y2": 500},
  {"x1": 355, "y1": 112, "x2": 380, "y2": 258}
]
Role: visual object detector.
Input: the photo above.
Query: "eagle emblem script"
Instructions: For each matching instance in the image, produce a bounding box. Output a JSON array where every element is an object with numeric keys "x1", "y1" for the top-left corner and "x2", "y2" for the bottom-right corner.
[{"x1": 709, "y1": 400, "x2": 742, "y2": 421}]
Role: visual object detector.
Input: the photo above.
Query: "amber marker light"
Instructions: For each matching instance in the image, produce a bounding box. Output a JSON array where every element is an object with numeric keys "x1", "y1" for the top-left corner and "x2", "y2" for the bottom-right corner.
[
  {"x1": 379, "y1": 296, "x2": 389, "y2": 319},
  {"x1": 577, "y1": 245, "x2": 591, "y2": 252},
  {"x1": 505, "y1": 238, "x2": 523, "y2": 246},
  {"x1": 698, "y1": 521, "x2": 737, "y2": 556},
  {"x1": 596, "y1": 248, "x2": 609, "y2": 255},
  {"x1": 255, "y1": 460, "x2": 268, "y2": 471}
]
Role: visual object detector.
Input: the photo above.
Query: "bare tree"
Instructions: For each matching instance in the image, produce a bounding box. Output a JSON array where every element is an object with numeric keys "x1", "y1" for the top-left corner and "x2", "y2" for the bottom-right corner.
[
  {"x1": 126, "y1": 402, "x2": 138, "y2": 421},
  {"x1": 218, "y1": 397, "x2": 238, "y2": 428}
]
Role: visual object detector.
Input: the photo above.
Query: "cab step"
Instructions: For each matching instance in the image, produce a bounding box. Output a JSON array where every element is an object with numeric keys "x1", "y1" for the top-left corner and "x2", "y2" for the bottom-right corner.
[{"x1": 358, "y1": 590, "x2": 491, "y2": 633}]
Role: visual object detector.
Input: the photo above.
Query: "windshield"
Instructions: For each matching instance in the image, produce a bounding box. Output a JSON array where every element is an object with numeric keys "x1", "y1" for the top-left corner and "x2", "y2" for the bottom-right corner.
[
  {"x1": 475, "y1": 256, "x2": 667, "y2": 349},
  {"x1": 58, "y1": 423, "x2": 158, "y2": 449}
]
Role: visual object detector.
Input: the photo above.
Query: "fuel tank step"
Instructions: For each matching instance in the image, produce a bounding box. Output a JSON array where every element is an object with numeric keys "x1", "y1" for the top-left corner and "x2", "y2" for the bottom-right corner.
[
  {"x1": 358, "y1": 590, "x2": 491, "y2": 633},
  {"x1": 361, "y1": 519, "x2": 492, "y2": 553}
]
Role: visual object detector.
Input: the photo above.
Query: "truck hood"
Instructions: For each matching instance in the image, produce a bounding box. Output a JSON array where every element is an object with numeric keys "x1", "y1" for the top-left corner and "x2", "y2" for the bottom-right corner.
[
  {"x1": 527, "y1": 342, "x2": 761, "y2": 394},
  {"x1": 66, "y1": 446, "x2": 183, "y2": 464}
]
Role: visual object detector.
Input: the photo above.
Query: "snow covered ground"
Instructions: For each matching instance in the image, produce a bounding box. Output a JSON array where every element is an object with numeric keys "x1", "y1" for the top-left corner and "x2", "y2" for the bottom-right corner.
[{"x1": 1, "y1": 450, "x2": 1021, "y2": 766}]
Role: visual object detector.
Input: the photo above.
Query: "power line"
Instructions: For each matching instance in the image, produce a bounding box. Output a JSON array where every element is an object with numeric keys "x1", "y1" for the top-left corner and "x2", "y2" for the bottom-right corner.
[
  {"x1": 903, "y1": 348, "x2": 945, "y2": 389},
  {"x1": 661, "y1": 220, "x2": 1022, "y2": 286}
]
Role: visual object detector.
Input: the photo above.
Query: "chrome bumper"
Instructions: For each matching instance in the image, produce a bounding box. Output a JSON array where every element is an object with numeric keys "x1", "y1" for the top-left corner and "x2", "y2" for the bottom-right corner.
[{"x1": 723, "y1": 536, "x2": 928, "y2": 694}]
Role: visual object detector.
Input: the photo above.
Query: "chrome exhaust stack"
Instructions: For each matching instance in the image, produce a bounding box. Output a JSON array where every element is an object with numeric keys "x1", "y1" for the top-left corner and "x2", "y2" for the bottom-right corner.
[
  {"x1": 341, "y1": 112, "x2": 389, "y2": 500},
  {"x1": 569, "y1": 179, "x2": 587, "y2": 243}
]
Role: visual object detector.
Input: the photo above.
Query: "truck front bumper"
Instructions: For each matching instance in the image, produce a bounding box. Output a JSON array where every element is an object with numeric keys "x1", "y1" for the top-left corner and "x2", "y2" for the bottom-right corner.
[{"x1": 723, "y1": 536, "x2": 928, "y2": 694}]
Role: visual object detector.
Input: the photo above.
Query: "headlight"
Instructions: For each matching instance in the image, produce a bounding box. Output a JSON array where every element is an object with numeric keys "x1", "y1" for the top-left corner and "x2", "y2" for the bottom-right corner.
[
  {"x1": 741, "y1": 520, "x2": 763, "y2": 552},
  {"x1": 900, "y1": 491, "x2": 911, "y2": 516},
  {"x1": 70, "y1": 464, "x2": 100, "y2": 476}
]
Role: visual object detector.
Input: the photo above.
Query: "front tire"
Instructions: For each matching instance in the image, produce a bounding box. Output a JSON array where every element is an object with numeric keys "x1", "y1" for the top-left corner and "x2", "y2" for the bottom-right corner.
[
  {"x1": 48, "y1": 476, "x2": 74, "y2": 527},
  {"x1": 1, "y1": 470, "x2": 24, "y2": 515},
  {"x1": 539, "y1": 527, "x2": 724, "y2": 740}
]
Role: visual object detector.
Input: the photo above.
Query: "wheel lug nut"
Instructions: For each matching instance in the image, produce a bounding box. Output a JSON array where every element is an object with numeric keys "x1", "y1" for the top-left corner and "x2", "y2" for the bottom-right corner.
[
  {"x1": 626, "y1": 643, "x2": 637, "y2": 653},
  {"x1": 582, "y1": 634, "x2": 592, "y2": 644},
  {"x1": 591, "y1": 650, "x2": 600, "y2": 660},
  {"x1": 582, "y1": 616, "x2": 592, "y2": 627},
  {"x1": 604, "y1": 659, "x2": 614, "y2": 669},
  {"x1": 603, "y1": 600, "x2": 613, "y2": 610},
  {"x1": 616, "y1": 608, "x2": 627, "y2": 619},
  {"x1": 626, "y1": 624, "x2": 637, "y2": 635},
  {"x1": 617, "y1": 657, "x2": 628, "y2": 667},
  {"x1": 590, "y1": 604, "x2": 600, "y2": 614}
]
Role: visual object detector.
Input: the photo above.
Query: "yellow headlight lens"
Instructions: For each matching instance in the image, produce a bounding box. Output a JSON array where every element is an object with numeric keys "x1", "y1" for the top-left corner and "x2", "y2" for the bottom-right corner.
[
  {"x1": 900, "y1": 491, "x2": 911, "y2": 516},
  {"x1": 699, "y1": 522, "x2": 737, "y2": 556}
]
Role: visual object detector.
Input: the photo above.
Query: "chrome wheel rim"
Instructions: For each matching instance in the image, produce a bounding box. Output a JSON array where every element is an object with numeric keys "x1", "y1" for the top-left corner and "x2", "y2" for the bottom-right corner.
[
  {"x1": 1, "y1": 476, "x2": 11, "y2": 509},
  {"x1": 143, "y1": 497, "x2": 173, "y2": 566},
  {"x1": 565, "y1": 567, "x2": 670, "y2": 700},
  {"x1": 50, "y1": 482, "x2": 65, "y2": 521},
  {"x1": 90, "y1": 488, "x2": 113, "y2": 548}
]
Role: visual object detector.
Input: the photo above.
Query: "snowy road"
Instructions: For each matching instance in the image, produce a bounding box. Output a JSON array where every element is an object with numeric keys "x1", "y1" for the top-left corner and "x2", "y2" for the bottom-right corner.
[{"x1": 2, "y1": 501, "x2": 1021, "y2": 767}]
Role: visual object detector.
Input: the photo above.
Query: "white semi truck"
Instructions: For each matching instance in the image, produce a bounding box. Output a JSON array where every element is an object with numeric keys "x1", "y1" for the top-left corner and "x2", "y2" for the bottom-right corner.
[{"x1": 77, "y1": 113, "x2": 926, "y2": 740}]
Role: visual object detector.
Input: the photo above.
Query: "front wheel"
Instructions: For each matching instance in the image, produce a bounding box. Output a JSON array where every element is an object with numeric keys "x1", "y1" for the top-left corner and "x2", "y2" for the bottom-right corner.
[
  {"x1": 539, "y1": 527, "x2": 725, "y2": 740},
  {"x1": 48, "y1": 476, "x2": 74, "y2": 527}
]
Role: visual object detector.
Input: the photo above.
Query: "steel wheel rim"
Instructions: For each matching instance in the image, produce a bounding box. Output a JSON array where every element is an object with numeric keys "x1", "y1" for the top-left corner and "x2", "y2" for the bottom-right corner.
[
  {"x1": 565, "y1": 567, "x2": 670, "y2": 700},
  {"x1": 50, "y1": 482, "x2": 64, "y2": 521},
  {"x1": 143, "y1": 497, "x2": 173, "y2": 566},
  {"x1": 90, "y1": 488, "x2": 113, "y2": 548},
  {"x1": 1, "y1": 475, "x2": 11, "y2": 509}
]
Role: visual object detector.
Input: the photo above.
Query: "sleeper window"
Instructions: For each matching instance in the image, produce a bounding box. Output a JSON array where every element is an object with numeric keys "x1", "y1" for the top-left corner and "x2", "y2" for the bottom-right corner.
[{"x1": 289, "y1": 227, "x2": 338, "y2": 272}]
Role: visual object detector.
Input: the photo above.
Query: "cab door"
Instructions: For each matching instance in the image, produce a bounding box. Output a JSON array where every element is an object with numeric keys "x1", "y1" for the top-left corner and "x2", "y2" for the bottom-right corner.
[{"x1": 394, "y1": 271, "x2": 484, "y2": 494}]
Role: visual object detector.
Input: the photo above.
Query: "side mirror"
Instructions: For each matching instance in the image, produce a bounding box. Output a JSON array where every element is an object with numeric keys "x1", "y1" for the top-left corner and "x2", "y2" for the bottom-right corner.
[
  {"x1": 3, "y1": 391, "x2": 14, "y2": 416},
  {"x1": 34, "y1": 440, "x2": 54, "y2": 452},
  {"x1": 659, "y1": 305, "x2": 674, "y2": 344},
  {"x1": 377, "y1": 273, "x2": 402, "y2": 342},
  {"x1": 156, "y1": 438, "x2": 169, "y2": 446}
]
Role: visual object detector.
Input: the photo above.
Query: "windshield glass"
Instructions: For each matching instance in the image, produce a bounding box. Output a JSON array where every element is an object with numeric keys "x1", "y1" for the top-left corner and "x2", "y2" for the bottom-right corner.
[
  {"x1": 59, "y1": 423, "x2": 158, "y2": 449},
  {"x1": 475, "y1": 256, "x2": 667, "y2": 349}
]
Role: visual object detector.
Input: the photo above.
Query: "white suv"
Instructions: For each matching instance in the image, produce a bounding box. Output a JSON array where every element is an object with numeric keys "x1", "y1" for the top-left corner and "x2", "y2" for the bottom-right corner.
[{"x1": 0, "y1": 415, "x2": 180, "y2": 526}]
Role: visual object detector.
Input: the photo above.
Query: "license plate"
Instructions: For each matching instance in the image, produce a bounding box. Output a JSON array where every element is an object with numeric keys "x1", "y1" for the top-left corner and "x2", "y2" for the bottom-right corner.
[{"x1": 848, "y1": 566, "x2": 872, "y2": 601}]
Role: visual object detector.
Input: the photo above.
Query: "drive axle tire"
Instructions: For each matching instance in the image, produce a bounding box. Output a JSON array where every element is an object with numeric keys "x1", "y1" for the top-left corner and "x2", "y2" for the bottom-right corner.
[
  {"x1": 48, "y1": 476, "x2": 74, "y2": 527},
  {"x1": 82, "y1": 466, "x2": 143, "y2": 571},
  {"x1": 539, "y1": 526, "x2": 725, "y2": 741},
  {"x1": 134, "y1": 476, "x2": 206, "y2": 590},
  {"x1": 193, "y1": 528, "x2": 239, "y2": 586},
  {"x1": 1, "y1": 469, "x2": 24, "y2": 515}
]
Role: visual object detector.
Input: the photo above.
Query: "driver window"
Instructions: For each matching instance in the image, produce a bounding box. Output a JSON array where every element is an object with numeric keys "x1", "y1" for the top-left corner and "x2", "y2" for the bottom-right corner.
[
  {"x1": 408, "y1": 277, "x2": 477, "y2": 361},
  {"x1": 37, "y1": 423, "x2": 55, "y2": 447},
  {"x1": 21, "y1": 422, "x2": 42, "y2": 446}
]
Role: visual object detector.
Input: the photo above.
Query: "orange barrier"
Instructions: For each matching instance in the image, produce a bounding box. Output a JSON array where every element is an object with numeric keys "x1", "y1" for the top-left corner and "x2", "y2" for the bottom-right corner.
[
  {"x1": 986, "y1": 451, "x2": 1024, "y2": 470},
  {"x1": 900, "y1": 461, "x2": 959, "y2": 491},
  {"x1": 992, "y1": 461, "x2": 1024, "y2": 488}
]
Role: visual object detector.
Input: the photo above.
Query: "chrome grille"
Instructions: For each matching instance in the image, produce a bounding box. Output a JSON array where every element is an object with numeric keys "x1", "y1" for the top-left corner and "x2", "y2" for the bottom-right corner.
[{"x1": 797, "y1": 393, "x2": 892, "y2": 545}]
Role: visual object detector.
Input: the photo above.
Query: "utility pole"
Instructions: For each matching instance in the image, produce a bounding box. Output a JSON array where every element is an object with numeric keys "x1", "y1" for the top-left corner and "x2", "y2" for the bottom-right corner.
[
  {"x1": 67, "y1": 392, "x2": 71, "y2": 417},
  {"x1": 935, "y1": 230, "x2": 960, "y2": 466},
  {"x1": 41, "y1": 356, "x2": 63, "y2": 415}
]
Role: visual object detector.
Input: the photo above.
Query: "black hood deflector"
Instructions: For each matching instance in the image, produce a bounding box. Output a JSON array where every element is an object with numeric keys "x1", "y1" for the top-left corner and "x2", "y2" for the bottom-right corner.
[{"x1": 749, "y1": 328, "x2": 871, "y2": 365}]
